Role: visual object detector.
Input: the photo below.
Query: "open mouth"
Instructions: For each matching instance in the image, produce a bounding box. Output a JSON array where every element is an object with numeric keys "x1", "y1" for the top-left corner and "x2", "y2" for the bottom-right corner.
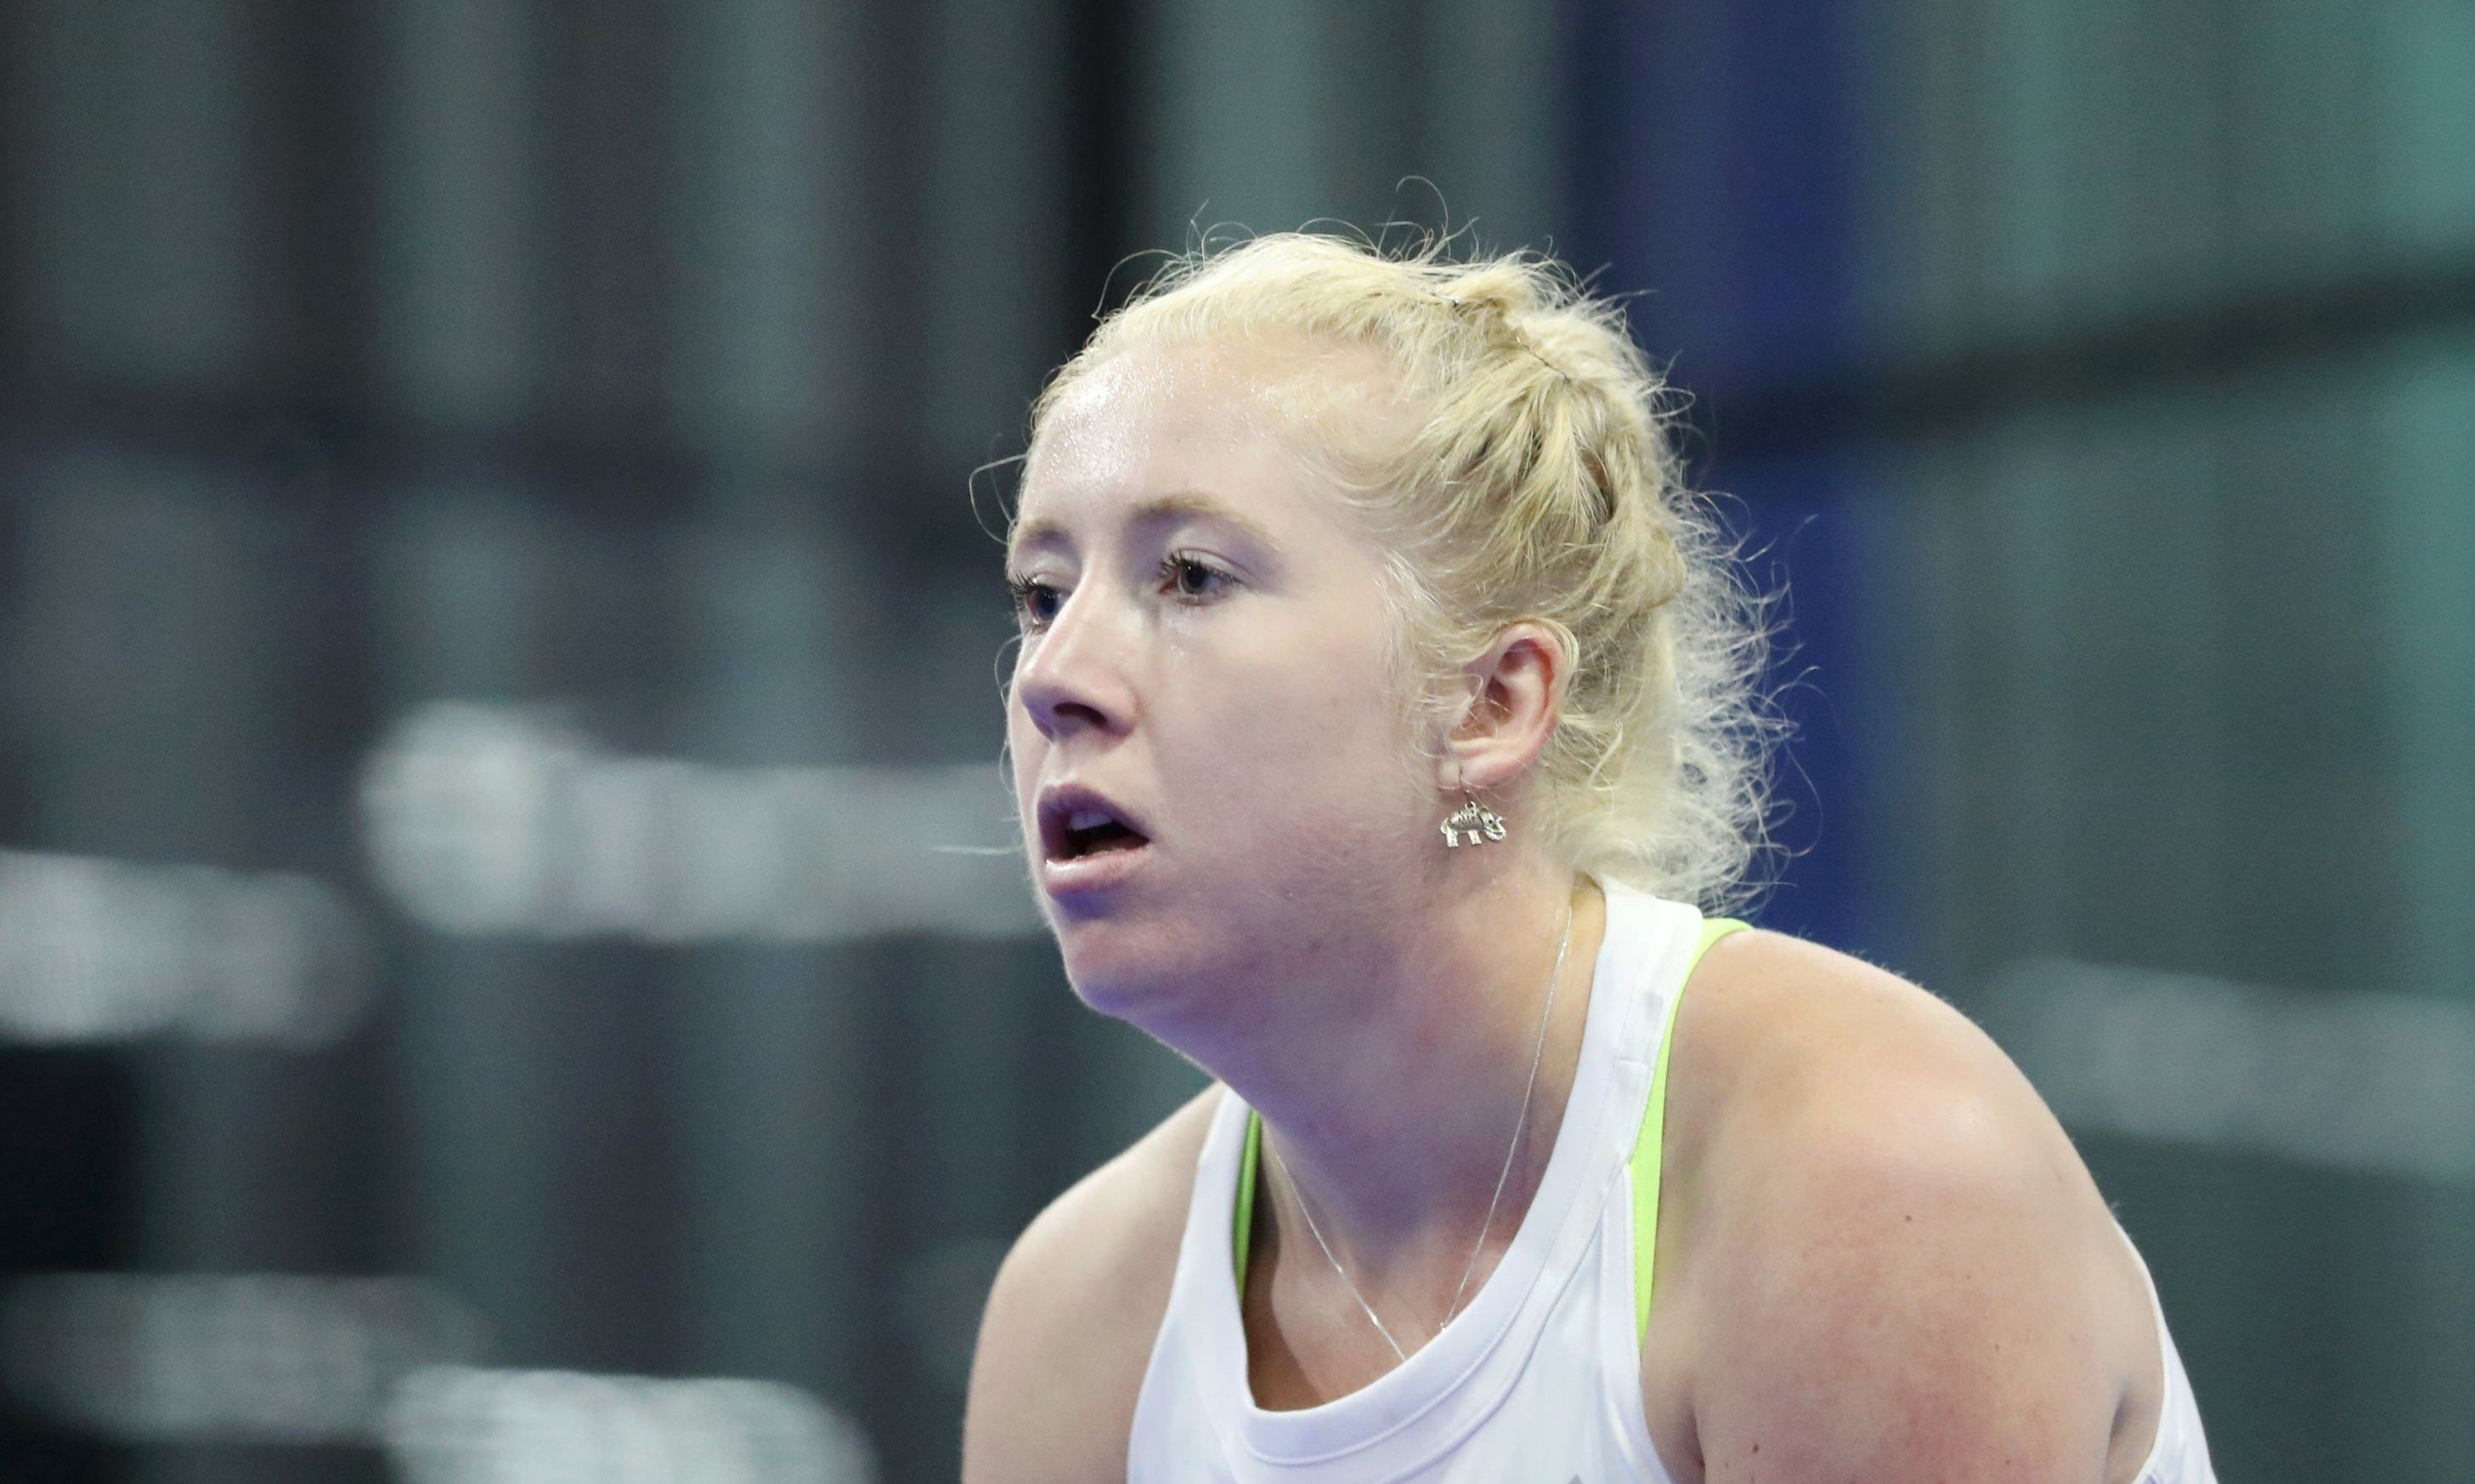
[
  {"x1": 1044, "y1": 786, "x2": 1158, "y2": 870},
  {"x1": 1055, "y1": 806, "x2": 1148, "y2": 859}
]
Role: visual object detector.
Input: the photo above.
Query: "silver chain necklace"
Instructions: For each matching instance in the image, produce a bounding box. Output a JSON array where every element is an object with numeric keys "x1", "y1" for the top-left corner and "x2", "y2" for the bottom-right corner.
[{"x1": 1268, "y1": 903, "x2": 1574, "y2": 1364}]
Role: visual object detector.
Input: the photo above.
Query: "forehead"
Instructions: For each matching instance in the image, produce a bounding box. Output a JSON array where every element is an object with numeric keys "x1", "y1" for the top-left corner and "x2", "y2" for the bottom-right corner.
[{"x1": 1011, "y1": 338, "x2": 1396, "y2": 556}]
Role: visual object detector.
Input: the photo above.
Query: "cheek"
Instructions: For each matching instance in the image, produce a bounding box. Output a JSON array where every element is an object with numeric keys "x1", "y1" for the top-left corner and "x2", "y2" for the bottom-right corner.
[
  {"x1": 1004, "y1": 695, "x2": 1044, "y2": 805},
  {"x1": 1288, "y1": 616, "x2": 1417, "y2": 765},
  {"x1": 1167, "y1": 627, "x2": 1424, "y2": 830}
]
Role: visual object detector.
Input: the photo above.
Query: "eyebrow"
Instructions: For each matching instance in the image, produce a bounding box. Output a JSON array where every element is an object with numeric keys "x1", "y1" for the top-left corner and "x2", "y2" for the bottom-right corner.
[{"x1": 1008, "y1": 491, "x2": 1278, "y2": 562}]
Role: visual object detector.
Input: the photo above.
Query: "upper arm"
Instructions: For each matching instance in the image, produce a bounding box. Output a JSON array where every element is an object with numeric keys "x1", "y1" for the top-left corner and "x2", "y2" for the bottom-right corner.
[
  {"x1": 960, "y1": 1201, "x2": 1130, "y2": 1484},
  {"x1": 961, "y1": 1087, "x2": 1218, "y2": 1484},
  {"x1": 1668, "y1": 934, "x2": 2150, "y2": 1484},
  {"x1": 1693, "y1": 1101, "x2": 2124, "y2": 1482}
]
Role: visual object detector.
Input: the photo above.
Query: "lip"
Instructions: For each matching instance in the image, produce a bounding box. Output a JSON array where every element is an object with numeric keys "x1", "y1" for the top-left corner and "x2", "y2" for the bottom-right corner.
[
  {"x1": 1039, "y1": 839, "x2": 1152, "y2": 898},
  {"x1": 1034, "y1": 781, "x2": 1154, "y2": 898}
]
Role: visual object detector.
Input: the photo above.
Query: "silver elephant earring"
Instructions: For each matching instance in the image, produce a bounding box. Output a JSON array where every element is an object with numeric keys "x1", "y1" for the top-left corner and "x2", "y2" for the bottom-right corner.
[{"x1": 1439, "y1": 785, "x2": 1509, "y2": 849}]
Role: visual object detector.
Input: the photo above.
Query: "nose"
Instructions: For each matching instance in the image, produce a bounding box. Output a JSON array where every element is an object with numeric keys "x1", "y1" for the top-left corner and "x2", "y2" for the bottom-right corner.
[{"x1": 1011, "y1": 582, "x2": 1135, "y2": 743}]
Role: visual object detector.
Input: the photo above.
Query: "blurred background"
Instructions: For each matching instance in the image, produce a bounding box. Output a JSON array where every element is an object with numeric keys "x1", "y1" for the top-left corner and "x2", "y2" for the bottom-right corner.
[{"x1": 0, "y1": 0, "x2": 2467, "y2": 1479}]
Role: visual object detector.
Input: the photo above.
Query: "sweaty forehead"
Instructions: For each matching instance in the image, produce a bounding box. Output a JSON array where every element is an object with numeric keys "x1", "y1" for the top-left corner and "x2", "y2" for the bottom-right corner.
[
  {"x1": 1004, "y1": 336, "x2": 1395, "y2": 551},
  {"x1": 1021, "y1": 337, "x2": 1404, "y2": 518},
  {"x1": 1028, "y1": 349, "x2": 1244, "y2": 492}
]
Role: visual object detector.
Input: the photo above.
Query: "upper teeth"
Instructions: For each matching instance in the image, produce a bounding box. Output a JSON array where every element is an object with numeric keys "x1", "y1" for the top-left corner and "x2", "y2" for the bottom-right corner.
[{"x1": 1067, "y1": 807, "x2": 1114, "y2": 832}]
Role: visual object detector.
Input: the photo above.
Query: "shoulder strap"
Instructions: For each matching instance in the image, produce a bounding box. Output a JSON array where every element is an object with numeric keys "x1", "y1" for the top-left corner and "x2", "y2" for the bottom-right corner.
[
  {"x1": 1630, "y1": 916, "x2": 1749, "y2": 1340},
  {"x1": 1234, "y1": 1104, "x2": 1263, "y2": 1283},
  {"x1": 1239, "y1": 914, "x2": 1754, "y2": 1311}
]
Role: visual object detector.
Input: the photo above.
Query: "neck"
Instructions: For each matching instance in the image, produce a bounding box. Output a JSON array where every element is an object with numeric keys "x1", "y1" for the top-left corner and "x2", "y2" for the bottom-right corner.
[{"x1": 1170, "y1": 858, "x2": 1608, "y2": 1304}]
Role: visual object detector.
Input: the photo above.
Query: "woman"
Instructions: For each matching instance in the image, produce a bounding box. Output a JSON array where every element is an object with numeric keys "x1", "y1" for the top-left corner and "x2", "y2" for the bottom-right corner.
[{"x1": 963, "y1": 234, "x2": 2213, "y2": 1483}]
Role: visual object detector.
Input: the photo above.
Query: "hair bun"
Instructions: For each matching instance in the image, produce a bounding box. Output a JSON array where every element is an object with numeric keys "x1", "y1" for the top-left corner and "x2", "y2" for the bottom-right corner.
[{"x1": 1435, "y1": 267, "x2": 1541, "y2": 325}]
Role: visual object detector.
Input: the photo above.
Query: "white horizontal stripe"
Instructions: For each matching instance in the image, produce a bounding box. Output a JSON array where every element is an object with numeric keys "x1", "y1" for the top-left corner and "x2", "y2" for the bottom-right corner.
[
  {"x1": 361, "y1": 703, "x2": 1041, "y2": 943},
  {"x1": 1986, "y1": 957, "x2": 2475, "y2": 1182},
  {"x1": 386, "y1": 1365, "x2": 873, "y2": 1484},
  {"x1": 0, "y1": 850, "x2": 370, "y2": 1047},
  {"x1": 0, "y1": 1273, "x2": 483, "y2": 1443}
]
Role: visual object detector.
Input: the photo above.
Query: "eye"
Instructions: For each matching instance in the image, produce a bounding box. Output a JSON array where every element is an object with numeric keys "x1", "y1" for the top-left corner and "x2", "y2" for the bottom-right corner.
[
  {"x1": 1007, "y1": 574, "x2": 1065, "y2": 631},
  {"x1": 1160, "y1": 554, "x2": 1234, "y2": 603}
]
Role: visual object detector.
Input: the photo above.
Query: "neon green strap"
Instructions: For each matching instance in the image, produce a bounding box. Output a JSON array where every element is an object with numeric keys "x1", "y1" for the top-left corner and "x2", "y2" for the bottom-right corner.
[
  {"x1": 1234, "y1": 1103, "x2": 1263, "y2": 1283},
  {"x1": 1631, "y1": 916, "x2": 1749, "y2": 1339}
]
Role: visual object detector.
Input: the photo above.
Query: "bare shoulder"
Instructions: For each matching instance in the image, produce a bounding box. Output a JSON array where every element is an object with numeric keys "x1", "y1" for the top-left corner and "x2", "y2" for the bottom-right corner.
[
  {"x1": 1647, "y1": 930, "x2": 2163, "y2": 1484},
  {"x1": 960, "y1": 1081, "x2": 1224, "y2": 1484}
]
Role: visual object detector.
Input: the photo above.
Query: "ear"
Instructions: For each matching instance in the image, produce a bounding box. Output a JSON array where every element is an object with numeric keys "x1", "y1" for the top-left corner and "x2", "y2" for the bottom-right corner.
[{"x1": 1435, "y1": 621, "x2": 1568, "y2": 794}]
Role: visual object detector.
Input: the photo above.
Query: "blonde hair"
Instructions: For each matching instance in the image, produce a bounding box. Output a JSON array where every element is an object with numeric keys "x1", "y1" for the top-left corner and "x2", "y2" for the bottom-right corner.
[{"x1": 1026, "y1": 232, "x2": 1779, "y2": 910}]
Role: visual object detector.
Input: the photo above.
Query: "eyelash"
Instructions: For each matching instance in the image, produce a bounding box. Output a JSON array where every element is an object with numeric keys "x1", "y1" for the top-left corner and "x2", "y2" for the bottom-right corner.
[{"x1": 1007, "y1": 555, "x2": 1235, "y2": 632}]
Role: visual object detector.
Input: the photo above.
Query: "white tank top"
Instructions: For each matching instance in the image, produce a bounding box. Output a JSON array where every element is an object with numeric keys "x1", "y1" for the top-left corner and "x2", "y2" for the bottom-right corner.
[{"x1": 1125, "y1": 884, "x2": 2217, "y2": 1483}]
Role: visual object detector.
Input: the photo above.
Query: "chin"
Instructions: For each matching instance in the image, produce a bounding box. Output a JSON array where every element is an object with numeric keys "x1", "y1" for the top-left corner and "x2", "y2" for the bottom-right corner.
[{"x1": 1045, "y1": 904, "x2": 1231, "y2": 1032}]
